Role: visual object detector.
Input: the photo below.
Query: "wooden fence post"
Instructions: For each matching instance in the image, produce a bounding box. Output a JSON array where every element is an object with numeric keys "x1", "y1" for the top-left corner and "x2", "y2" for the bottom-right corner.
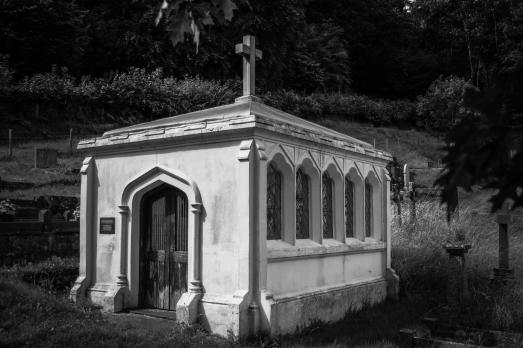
[
  {"x1": 409, "y1": 182, "x2": 416, "y2": 224},
  {"x1": 8, "y1": 128, "x2": 12, "y2": 157},
  {"x1": 69, "y1": 128, "x2": 74, "y2": 154},
  {"x1": 397, "y1": 199, "x2": 402, "y2": 227}
]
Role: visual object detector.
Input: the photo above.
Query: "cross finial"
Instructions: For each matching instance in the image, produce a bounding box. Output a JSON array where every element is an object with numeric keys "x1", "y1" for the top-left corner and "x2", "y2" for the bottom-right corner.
[{"x1": 235, "y1": 35, "x2": 262, "y2": 100}]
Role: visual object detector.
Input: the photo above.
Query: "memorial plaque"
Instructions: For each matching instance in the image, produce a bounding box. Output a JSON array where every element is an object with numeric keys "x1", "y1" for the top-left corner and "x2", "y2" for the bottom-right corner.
[{"x1": 99, "y1": 217, "x2": 115, "y2": 234}]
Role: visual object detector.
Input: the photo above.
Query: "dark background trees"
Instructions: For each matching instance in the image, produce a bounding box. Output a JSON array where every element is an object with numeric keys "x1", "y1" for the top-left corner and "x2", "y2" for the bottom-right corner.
[
  {"x1": 0, "y1": 0, "x2": 490, "y2": 97},
  {"x1": 1, "y1": 0, "x2": 523, "y2": 210}
]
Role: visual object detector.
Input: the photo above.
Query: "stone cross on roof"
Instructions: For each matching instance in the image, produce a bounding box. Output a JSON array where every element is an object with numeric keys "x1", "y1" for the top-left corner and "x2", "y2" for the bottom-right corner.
[{"x1": 235, "y1": 35, "x2": 263, "y2": 99}]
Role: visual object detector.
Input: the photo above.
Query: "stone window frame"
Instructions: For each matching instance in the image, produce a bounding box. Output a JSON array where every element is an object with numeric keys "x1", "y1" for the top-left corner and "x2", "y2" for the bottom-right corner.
[
  {"x1": 321, "y1": 161, "x2": 344, "y2": 243},
  {"x1": 295, "y1": 157, "x2": 321, "y2": 244},
  {"x1": 265, "y1": 152, "x2": 295, "y2": 245},
  {"x1": 344, "y1": 167, "x2": 365, "y2": 241},
  {"x1": 364, "y1": 169, "x2": 382, "y2": 241}
]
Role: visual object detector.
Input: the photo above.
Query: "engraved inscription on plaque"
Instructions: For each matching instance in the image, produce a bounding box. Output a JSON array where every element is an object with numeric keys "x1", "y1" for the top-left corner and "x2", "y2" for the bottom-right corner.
[{"x1": 100, "y1": 217, "x2": 115, "y2": 234}]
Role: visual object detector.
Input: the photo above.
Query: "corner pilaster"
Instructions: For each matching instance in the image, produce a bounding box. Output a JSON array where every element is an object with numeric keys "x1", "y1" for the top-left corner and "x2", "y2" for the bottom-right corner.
[
  {"x1": 176, "y1": 202, "x2": 204, "y2": 324},
  {"x1": 70, "y1": 157, "x2": 94, "y2": 302}
]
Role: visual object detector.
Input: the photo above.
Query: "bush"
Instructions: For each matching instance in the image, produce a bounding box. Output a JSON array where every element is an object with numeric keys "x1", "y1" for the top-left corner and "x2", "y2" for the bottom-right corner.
[
  {"x1": 1, "y1": 66, "x2": 418, "y2": 129},
  {"x1": 0, "y1": 256, "x2": 78, "y2": 293},
  {"x1": 415, "y1": 75, "x2": 471, "y2": 131},
  {"x1": 1, "y1": 67, "x2": 239, "y2": 125},
  {"x1": 263, "y1": 90, "x2": 416, "y2": 125}
]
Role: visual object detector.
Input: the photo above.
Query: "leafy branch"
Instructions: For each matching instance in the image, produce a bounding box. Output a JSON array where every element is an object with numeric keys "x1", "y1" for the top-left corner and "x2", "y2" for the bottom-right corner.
[{"x1": 155, "y1": 0, "x2": 237, "y2": 51}]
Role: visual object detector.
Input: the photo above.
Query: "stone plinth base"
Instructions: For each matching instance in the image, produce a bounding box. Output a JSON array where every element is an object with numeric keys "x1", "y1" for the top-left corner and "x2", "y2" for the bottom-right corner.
[
  {"x1": 69, "y1": 275, "x2": 89, "y2": 302},
  {"x1": 199, "y1": 290, "x2": 250, "y2": 339},
  {"x1": 386, "y1": 268, "x2": 400, "y2": 300},
  {"x1": 86, "y1": 282, "x2": 131, "y2": 312},
  {"x1": 176, "y1": 291, "x2": 203, "y2": 324},
  {"x1": 260, "y1": 278, "x2": 387, "y2": 337}
]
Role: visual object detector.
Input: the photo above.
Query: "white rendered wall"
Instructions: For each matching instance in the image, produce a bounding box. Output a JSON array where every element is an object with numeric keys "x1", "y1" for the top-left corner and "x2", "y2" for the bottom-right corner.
[
  {"x1": 91, "y1": 140, "x2": 248, "y2": 297},
  {"x1": 266, "y1": 251, "x2": 385, "y2": 297}
]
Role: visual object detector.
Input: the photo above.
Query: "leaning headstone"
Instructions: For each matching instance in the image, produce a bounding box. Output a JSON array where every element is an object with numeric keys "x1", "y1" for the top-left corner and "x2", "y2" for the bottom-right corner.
[
  {"x1": 403, "y1": 163, "x2": 409, "y2": 191},
  {"x1": 494, "y1": 203, "x2": 515, "y2": 280},
  {"x1": 34, "y1": 148, "x2": 58, "y2": 168}
]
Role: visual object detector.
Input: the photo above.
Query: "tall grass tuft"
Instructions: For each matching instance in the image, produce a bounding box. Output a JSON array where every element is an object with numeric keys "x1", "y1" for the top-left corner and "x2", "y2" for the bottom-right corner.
[{"x1": 392, "y1": 191, "x2": 523, "y2": 331}]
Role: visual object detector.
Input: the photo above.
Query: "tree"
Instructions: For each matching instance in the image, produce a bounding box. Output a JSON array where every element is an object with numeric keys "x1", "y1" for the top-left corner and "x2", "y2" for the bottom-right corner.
[
  {"x1": 0, "y1": 0, "x2": 88, "y2": 77},
  {"x1": 289, "y1": 21, "x2": 350, "y2": 93},
  {"x1": 435, "y1": 1, "x2": 523, "y2": 216},
  {"x1": 155, "y1": 0, "x2": 238, "y2": 50}
]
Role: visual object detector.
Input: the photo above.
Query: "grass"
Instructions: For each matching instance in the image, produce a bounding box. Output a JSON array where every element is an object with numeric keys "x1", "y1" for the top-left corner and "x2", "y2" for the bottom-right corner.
[
  {"x1": 0, "y1": 278, "x2": 234, "y2": 348},
  {"x1": 0, "y1": 274, "x2": 423, "y2": 348},
  {"x1": 0, "y1": 119, "x2": 445, "y2": 200},
  {"x1": 392, "y1": 189, "x2": 523, "y2": 332},
  {"x1": 1, "y1": 118, "x2": 515, "y2": 346},
  {"x1": 0, "y1": 138, "x2": 83, "y2": 199},
  {"x1": 1, "y1": 190, "x2": 521, "y2": 346},
  {"x1": 318, "y1": 118, "x2": 445, "y2": 166}
]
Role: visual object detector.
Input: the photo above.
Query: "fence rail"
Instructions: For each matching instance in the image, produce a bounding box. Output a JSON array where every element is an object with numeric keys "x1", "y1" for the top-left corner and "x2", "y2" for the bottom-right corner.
[{"x1": 0, "y1": 221, "x2": 78, "y2": 235}]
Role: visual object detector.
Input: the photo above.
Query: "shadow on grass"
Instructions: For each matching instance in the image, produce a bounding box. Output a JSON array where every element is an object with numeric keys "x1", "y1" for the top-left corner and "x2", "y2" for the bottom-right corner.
[
  {"x1": 0, "y1": 278, "x2": 233, "y2": 348},
  {"x1": 1, "y1": 274, "x2": 431, "y2": 348},
  {"x1": 247, "y1": 295, "x2": 430, "y2": 348}
]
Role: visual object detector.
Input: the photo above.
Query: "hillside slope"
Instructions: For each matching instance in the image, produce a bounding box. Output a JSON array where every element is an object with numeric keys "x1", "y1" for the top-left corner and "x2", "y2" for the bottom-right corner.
[{"x1": 0, "y1": 119, "x2": 444, "y2": 199}]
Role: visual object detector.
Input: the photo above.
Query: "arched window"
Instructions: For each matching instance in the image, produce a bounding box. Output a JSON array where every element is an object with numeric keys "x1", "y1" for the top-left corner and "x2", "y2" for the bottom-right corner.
[
  {"x1": 322, "y1": 172, "x2": 334, "y2": 238},
  {"x1": 345, "y1": 178, "x2": 354, "y2": 238},
  {"x1": 365, "y1": 178, "x2": 372, "y2": 238},
  {"x1": 267, "y1": 163, "x2": 282, "y2": 240},
  {"x1": 296, "y1": 168, "x2": 310, "y2": 239}
]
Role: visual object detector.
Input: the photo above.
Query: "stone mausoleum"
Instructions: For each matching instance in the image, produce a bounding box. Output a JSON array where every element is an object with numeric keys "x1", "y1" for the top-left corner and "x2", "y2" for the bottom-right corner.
[{"x1": 70, "y1": 36, "x2": 399, "y2": 338}]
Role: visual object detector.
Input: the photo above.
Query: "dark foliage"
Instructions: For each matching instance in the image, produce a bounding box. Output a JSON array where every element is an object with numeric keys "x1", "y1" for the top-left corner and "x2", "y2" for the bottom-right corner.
[
  {"x1": 0, "y1": 0, "x2": 474, "y2": 97},
  {"x1": 435, "y1": 1, "x2": 523, "y2": 215}
]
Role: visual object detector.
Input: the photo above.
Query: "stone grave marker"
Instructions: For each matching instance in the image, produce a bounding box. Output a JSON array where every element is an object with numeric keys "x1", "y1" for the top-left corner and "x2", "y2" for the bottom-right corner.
[
  {"x1": 403, "y1": 163, "x2": 409, "y2": 190},
  {"x1": 34, "y1": 148, "x2": 58, "y2": 168}
]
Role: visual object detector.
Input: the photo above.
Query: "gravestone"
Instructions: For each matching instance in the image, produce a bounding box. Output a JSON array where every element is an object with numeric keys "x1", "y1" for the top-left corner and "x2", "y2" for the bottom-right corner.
[
  {"x1": 403, "y1": 163, "x2": 409, "y2": 191},
  {"x1": 34, "y1": 148, "x2": 58, "y2": 168},
  {"x1": 443, "y1": 244, "x2": 471, "y2": 308},
  {"x1": 494, "y1": 204, "x2": 515, "y2": 280}
]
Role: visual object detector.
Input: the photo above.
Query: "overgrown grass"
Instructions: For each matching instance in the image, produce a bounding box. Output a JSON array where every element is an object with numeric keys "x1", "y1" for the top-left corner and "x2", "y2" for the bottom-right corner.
[
  {"x1": 0, "y1": 256, "x2": 78, "y2": 294},
  {"x1": 318, "y1": 118, "x2": 444, "y2": 166},
  {"x1": 0, "y1": 271, "x2": 415, "y2": 347},
  {"x1": 392, "y1": 190, "x2": 523, "y2": 332},
  {"x1": 0, "y1": 138, "x2": 83, "y2": 199},
  {"x1": 0, "y1": 278, "x2": 234, "y2": 348},
  {"x1": 3, "y1": 190, "x2": 519, "y2": 346}
]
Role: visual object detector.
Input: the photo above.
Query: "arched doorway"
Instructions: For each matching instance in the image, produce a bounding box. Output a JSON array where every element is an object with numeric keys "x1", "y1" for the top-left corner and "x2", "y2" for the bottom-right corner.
[{"x1": 139, "y1": 184, "x2": 188, "y2": 310}]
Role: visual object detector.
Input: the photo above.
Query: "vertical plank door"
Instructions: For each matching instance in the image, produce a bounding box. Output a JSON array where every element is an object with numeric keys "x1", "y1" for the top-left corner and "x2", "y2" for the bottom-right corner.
[{"x1": 141, "y1": 185, "x2": 188, "y2": 310}]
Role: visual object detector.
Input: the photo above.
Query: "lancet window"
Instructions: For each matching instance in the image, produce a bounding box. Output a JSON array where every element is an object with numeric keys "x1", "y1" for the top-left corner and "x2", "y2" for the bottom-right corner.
[
  {"x1": 365, "y1": 178, "x2": 372, "y2": 238},
  {"x1": 345, "y1": 178, "x2": 355, "y2": 238},
  {"x1": 296, "y1": 168, "x2": 310, "y2": 239},
  {"x1": 267, "y1": 163, "x2": 282, "y2": 240},
  {"x1": 322, "y1": 172, "x2": 334, "y2": 238}
]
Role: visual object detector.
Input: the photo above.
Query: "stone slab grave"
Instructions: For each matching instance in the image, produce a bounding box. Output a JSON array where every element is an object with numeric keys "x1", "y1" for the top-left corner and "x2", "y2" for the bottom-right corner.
[
  {"x1": 70, "y1": 35, "x2": 400, "y2": 339},
  {"x1": 34, "y1": 148, "x2": 58, "y2": 168},
  {"x1": 400, "y1": 318, "x2": 523, "y2": 347}
]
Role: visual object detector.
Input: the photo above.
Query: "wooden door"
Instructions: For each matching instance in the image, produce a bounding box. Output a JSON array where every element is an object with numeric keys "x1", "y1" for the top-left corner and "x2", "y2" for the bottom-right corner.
[{"x1": 140, "y1": 185, "x2": 188, "y2": 310}]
